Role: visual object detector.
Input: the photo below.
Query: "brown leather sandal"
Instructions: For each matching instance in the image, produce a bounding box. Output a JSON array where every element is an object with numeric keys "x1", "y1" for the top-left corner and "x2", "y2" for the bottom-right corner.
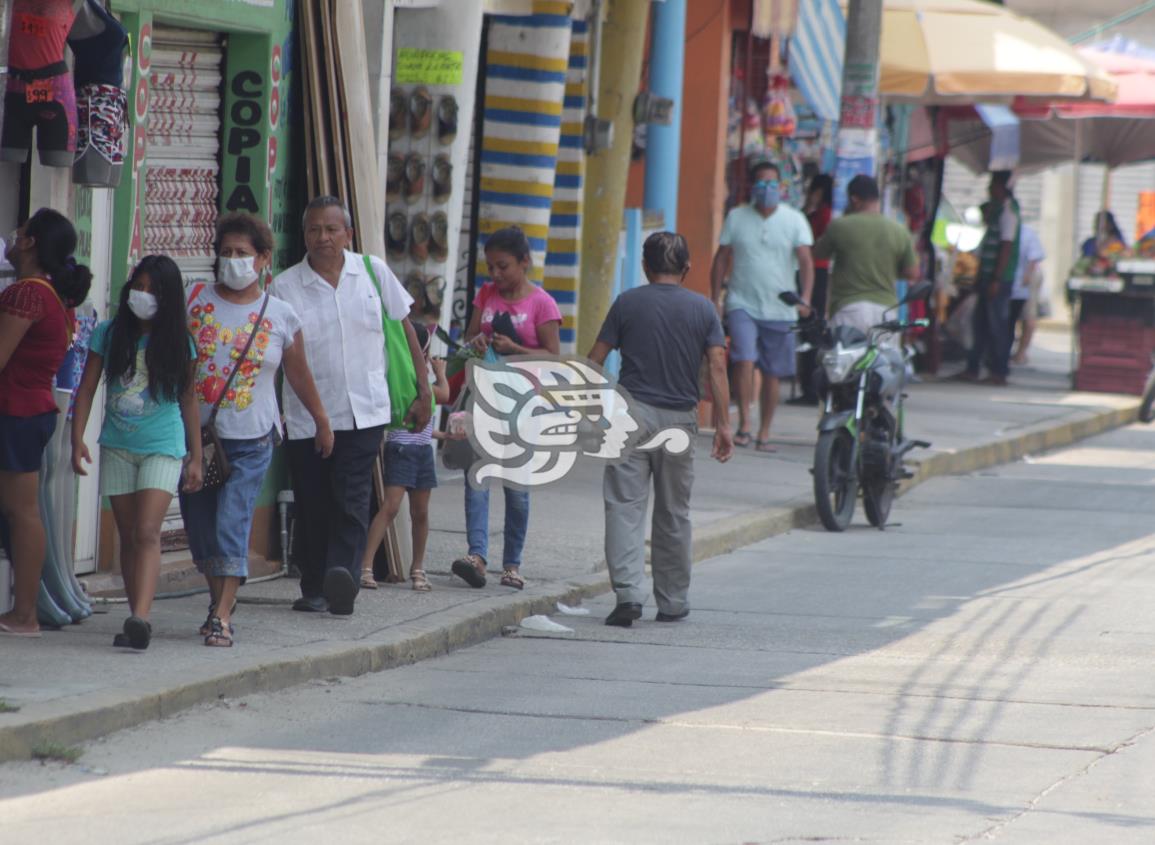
[
  {"x1": 429, "y1": 211, "x2": 449, "y2": 262},
  {"x1": 389, "y1": 87, "x2": 407, "y2": 140},
  {"x1": 451, "y1": 554, "x2": 486, "y2": 588},
  {"x1": 409, "y1": 87, "x2": 433, "y2": 138},
  {"x1": 403, "y1": 153, "x2": 426, "y2": 204},
  {"x1": 409, "y1": 212, "x2": 431, "y2": 263}
]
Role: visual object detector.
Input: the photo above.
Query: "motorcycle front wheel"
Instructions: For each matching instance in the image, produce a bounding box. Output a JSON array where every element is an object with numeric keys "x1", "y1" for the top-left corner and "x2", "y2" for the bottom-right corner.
[
  {"x1": 1140, "y1": 367, "x2": 1155, "y2": 423},
  {"x1": 863, "y1": 475, "x2": 895, "y2": 529},
  {"x1": 813, "y1": 429, "x2": 857, "y2": 532}
]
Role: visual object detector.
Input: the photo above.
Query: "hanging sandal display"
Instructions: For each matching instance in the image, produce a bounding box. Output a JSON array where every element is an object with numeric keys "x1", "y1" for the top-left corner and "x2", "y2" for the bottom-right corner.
[
  {"x1": 408, "y1": 86, "x2": 432, "y2": 138},
  {"x1": 386, "y1": 210, "x2": 409, "y2": 260},
  {"x1": 437, "y1": 95, "x2": 458, "y2": 145},
  {"x1": 389, "y1": 87, "x2": 407, "y2": 140},
  {"x1": 429, "y1": 211, "x2": 449, "y2": 263},
  {"x1": 431, "y1": 154, "x2": 452, "y2": 204},
  {"x1": 403, "y1": 153, "x2": 425, "y2": 203},
  {"x1": 409, "y1": 212, "x2": 431, "y2": 263},
  {"x1": 385, "y1": 153, "x2": 404, "y2": 202}
]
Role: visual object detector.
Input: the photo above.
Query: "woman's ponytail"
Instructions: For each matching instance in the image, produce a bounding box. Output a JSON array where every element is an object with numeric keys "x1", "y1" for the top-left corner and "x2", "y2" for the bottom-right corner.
[{"x1": 24, "y1": 208, "x2": 93, "y2": 307}]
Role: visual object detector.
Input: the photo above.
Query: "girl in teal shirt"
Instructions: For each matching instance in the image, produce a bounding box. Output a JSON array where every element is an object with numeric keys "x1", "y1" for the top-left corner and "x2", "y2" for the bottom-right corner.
[{"x1": 71, "y1": 255, "x2": 203, "y2": 651}]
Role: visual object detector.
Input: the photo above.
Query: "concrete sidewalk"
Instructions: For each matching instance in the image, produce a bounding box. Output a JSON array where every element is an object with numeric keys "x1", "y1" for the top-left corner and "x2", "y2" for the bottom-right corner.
[{"x1": 0, "y1": 329, "x2": 1140, "y2": 761}]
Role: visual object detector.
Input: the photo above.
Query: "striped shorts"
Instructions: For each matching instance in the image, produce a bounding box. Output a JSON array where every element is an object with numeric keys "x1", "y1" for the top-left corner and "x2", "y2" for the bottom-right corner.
[{"x1": 100, "y1": 447, "x2": 183, "y2": 497}]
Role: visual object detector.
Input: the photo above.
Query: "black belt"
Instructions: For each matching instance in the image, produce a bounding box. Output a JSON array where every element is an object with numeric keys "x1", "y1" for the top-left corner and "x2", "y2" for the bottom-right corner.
[{"x1": 8, "y1": 62, "x2": 69, "y2": 82}]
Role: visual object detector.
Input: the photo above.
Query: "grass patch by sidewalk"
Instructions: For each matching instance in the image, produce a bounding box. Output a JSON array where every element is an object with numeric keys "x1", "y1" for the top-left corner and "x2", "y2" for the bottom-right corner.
[
  {"x1": 0, "y1": 699, "x2": 20, "y2": 714},
  {"x1": 30, "y1": 742, "x2": 83, "y2": 764}
]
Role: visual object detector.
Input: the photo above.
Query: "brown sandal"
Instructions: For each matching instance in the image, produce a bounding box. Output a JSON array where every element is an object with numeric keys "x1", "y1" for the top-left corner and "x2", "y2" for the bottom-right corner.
[
  {"x1": 411, "y1": 569, "x2": 432, "y2": 592},
  {"x1": 389, "y1": 87, "x2": 407, "y2": 140},
  {"x1": 403, "y1": 153, "x2": 426, "y2": 203},
  {"x1": 409, "y1": 87, "x2": 433, "y2": 138},
  {"x1": 451, "y1": 554, "x2": 486, "y2": 588},
  {"x1": 500, "y1": 569, "x2": 525, "y2": 590}
]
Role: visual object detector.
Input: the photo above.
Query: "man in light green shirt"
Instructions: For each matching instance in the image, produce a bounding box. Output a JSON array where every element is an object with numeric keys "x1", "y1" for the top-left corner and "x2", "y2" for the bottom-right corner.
[
  {"x1": 812, "y1": 175, "x2": 919, "y2": 341},
  {"x1": 710, "y1": 161, "x2": 814, "y2": 451}
]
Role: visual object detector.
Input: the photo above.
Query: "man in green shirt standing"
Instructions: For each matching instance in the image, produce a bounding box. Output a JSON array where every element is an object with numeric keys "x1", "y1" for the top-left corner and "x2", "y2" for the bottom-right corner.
[{"x1": 812, "y1": 175, "x2": 919, "y2": 342}]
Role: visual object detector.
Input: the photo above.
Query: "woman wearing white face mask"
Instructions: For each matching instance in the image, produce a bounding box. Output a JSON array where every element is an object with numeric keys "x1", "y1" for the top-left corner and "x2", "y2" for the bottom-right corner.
[
  {"x1": 71, "y1": 255, "x2": 203, "y2": 650},
  {"x1": 181, "y1": 213, "x2": 333, "y2": 647}
]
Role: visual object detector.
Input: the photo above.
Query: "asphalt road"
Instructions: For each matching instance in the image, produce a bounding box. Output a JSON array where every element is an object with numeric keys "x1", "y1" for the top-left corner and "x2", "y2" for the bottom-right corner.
[{"x1": 4, "y1": 425, "x2": 1155, "y2": 844}]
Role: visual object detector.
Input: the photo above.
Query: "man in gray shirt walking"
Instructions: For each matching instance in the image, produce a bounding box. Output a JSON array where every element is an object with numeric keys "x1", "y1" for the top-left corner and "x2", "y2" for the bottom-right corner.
[{"x1": 589, "y1": 232, "x2": 733, "y2": 627}]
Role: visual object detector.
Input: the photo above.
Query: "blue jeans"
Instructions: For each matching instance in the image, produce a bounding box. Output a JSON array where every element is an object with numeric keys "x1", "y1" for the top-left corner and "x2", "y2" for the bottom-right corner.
[
  {"x1": 465, "y1": 484, "x2": 529, "y2": 569},
  {"x1": 179, "y1": 433, "x2": 274, "y2": 579},
  {"x1": 967, "y1": 287, "x2": 1012, "y2": 378}
]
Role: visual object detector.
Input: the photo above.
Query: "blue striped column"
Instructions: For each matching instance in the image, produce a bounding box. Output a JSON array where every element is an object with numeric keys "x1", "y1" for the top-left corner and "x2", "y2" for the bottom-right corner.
[
  {"x1": 543, "y1": 18, "x2": 587, "y2": 352},
  {"x1": 476, "y1": 2, "x2": 574, "y2": 292}
]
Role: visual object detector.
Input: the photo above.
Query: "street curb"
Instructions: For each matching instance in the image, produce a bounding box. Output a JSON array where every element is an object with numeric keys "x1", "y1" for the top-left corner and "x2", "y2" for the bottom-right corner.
[{"x1": 0, "y1": 400, "x2": 1138, "y2": 762}]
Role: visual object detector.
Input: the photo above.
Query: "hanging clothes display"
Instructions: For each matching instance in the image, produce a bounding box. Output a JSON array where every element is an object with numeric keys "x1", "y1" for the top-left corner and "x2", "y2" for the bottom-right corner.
[
  {"x1": 68, "y1": 0, "x2": 130, "y2": 187},
  {"x1": 0, "y1": 0, "x2": 78, "y2": 167}
]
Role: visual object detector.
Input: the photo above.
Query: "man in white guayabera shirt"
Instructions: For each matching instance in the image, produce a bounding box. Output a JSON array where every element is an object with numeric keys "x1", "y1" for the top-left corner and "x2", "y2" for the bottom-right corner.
[{"x1": 271, "y1": 196, "x2": 431, "y2": 617}]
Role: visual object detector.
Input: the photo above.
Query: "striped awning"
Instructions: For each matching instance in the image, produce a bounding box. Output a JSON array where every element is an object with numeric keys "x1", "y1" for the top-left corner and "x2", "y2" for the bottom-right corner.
[{"x1": 788, "y1": 0, "x2": 844, "y2": 123}]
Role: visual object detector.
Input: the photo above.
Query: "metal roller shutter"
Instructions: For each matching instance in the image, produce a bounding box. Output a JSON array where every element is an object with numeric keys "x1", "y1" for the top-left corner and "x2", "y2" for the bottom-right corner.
[
  {"x1": 144, "y1": 27, "x2": 224, "y2": 285},
  {"x1": 145, "y1": 27, "x2": 224, "y2": 549},
  {"x1": 942, "y1": 158, "x2": 1044, "y2": 230},
  {"x1": 1077, "y1": 162, "x2": 1155, "y2": 247}
]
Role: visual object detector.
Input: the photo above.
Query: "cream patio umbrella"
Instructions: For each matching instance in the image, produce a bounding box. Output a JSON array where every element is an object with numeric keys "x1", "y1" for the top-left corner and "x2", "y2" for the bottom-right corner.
[{"x1": 860, "y1": 0, "x2": 1118, "y2": 103}]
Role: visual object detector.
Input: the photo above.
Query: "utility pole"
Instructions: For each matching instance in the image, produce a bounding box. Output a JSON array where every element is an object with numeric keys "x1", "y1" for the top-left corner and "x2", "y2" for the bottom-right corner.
[
  {"x1": 577, "y1": 0, "x2": 649, "y2": 354},
  {"x1": 643, "y1": 0, "x2": 686, "y2": 232},
  {"x1": 833, "y1": 0, "x2": 883, "y2": 213}
]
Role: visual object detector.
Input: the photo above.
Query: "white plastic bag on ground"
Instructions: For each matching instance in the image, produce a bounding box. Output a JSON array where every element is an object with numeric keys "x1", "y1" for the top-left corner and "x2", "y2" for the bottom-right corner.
[
  {"x1": 556, "y1": 602, "x2": 591, "y2": 616},
  {"x1": 520, "y1": 615, "x2": 574, "y2": 634}
]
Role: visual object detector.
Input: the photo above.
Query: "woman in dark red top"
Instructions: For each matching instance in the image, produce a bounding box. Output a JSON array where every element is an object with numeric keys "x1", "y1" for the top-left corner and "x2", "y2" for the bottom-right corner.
[
  {"x1": 0, "y1": 208, "x2": 92, "y2": 637},
  {"x1": 795, "y1": 174, "x2": 834, "y2": 404}
]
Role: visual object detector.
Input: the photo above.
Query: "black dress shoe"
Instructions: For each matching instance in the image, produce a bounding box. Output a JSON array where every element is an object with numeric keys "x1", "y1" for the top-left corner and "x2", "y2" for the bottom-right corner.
[
  {"x1": 655, "y1": 609, "x2": 690, "y2": 622},
  {"x1": 605, "y1": 603, "x2": 643, "y2": 627},
  {"x1": 292, "y1": 595, "x2": 329, "y2": 613},
  {"x1": 323, "y1": 568, "x2": 357, "y2": 616}
]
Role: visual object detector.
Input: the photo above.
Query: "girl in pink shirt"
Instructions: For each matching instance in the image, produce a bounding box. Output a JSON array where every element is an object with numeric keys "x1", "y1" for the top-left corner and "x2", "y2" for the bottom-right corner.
[{"x1": 452, "y1": 227, "x2": 561, "y2": 591}]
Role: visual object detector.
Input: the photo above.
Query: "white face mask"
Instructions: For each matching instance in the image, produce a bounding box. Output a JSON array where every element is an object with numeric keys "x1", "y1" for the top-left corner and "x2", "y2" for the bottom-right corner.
[
  {"x1": 218, "y1": 255, "x2": 259, "y2": 290},
  {"x1": 127, "y1": 289, "x2": 158, "y2": 320}
]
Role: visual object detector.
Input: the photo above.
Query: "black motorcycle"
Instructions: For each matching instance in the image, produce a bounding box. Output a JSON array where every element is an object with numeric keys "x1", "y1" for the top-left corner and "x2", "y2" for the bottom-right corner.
[{"x1": 780, "y1": 283, "x2": 933, "y2": 531}]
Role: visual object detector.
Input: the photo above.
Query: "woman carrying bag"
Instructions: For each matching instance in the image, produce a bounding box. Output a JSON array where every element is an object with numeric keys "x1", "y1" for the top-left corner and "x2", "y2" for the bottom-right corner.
[
  {"x1": 450, "y1": 227, "x2": 561, "y2": 591},
  {"x1": 182, "y1": 213, "x2": 332, "y2": 647}
]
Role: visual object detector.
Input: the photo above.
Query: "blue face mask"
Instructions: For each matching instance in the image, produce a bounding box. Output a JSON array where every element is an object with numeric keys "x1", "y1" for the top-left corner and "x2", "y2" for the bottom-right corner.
[{"x1": 753, "y1": 179, "x2": 780, "y2": 209}]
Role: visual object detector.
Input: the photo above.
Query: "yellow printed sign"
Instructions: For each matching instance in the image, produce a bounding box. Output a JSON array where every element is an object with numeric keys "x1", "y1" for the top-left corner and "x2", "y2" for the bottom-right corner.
[{"x1": 395, "y1": 49, "x2": 464, "y2": 85}]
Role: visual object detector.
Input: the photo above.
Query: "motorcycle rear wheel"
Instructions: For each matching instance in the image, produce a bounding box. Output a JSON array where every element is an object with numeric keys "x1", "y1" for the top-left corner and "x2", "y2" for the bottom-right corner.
[
  {"x1": 813, "y1": 430, "x2": 857, "y2": 532},
  {"x1": 863, "y1": 476, "x2": 895, "y2": 528}
]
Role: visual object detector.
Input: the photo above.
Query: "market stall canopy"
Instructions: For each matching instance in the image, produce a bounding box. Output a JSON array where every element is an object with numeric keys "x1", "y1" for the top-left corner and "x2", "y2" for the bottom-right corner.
[
  {"x1": 949, "y1": 41, "x2": 1155, "y2": 172},
  {"x1": 871, "y1": 0, "x2": 1116, "y2": 101},
  {"x1": 791, "y1": 0, "x2": 1117, "y2": 116},
  {"x1": 1018, "y1": 43, "x2": 1155, "y2": 118}
]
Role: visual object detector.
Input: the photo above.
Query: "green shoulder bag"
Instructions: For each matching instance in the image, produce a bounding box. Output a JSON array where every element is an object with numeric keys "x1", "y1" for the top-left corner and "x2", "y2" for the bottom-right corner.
[{"x1": 363, "y1": 255, "x2": 430, "y2": 429}]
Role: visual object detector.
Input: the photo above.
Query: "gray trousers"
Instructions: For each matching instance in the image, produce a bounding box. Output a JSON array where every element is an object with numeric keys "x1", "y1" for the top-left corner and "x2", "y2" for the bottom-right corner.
[{"x1": 603, "y1": 401, "x2": 697, "y2": 614}]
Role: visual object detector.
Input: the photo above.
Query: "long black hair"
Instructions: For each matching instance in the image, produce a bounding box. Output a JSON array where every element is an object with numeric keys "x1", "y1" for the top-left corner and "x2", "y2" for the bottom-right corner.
[
  {"x1": 105, "y1": 255, "x2": 191, "y2": 403},
  {"x1": 24, "y1": 208, "x2": 93, "y2": 307},
  {"x1": 809, "y1": 174, "x2": 834, "y2": 208}
]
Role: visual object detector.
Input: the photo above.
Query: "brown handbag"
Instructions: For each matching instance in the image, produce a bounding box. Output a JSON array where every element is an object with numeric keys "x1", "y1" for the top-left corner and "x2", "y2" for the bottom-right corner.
[{"x1": 196, "y1": 294, "x2": 269, "y2": 491}]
